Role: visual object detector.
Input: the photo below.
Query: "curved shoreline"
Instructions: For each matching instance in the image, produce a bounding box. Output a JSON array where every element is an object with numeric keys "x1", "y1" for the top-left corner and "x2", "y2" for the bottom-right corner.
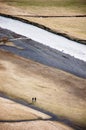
[{"x1": 0, "y1": 13, "x2": 86, "y2": 45}]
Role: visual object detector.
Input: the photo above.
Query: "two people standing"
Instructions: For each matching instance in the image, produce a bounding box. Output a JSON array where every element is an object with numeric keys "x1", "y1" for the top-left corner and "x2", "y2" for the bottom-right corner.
[{"x1": 32, "y1": 97, "x2": 36, "y2": 103}]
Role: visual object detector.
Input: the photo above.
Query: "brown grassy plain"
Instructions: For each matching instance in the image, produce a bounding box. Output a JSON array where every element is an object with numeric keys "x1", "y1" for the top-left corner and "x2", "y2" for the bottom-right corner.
[
  {"x1": 0, "y1": 50, "x2": 86, "y2": 126},
  {"x1": 0, "y1": 0, "x2": 86, "y2": 40},
  {"x1": 0, "y1": 97, "x2": 39, "y2": 120},
  {"x1": 0, "y1": 1, "x2": 86, "y2": 129},
  {"x1": 0, "y1": 120, "x2": 74, "y2": 130},
  {"x1": 0, "y1": 96, "x2": 51, "y2": 120}
]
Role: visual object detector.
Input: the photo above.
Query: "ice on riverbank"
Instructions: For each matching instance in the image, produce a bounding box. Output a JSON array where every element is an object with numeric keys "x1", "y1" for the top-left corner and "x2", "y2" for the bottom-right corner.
[{"x1": 0, "y1": 16, "x2": 86, "y2": 61}]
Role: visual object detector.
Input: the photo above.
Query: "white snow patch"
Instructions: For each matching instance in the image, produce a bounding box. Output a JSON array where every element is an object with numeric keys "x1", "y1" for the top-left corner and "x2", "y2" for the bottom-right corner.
[{"x1": 0, "y1": 16, "x2": 86, "y2": 61}]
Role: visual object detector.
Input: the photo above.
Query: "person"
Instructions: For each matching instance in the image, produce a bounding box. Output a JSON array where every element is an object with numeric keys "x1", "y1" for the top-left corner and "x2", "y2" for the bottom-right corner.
[
  {"x1": 32, "y1": 97, "x2": 37, "y2": 103},
  {"x1": 35, "y1": 97, "x2": 36, "y2": 102},
  {"x1": 32, "y1": 97, "x2": 34, "y2": 103}
]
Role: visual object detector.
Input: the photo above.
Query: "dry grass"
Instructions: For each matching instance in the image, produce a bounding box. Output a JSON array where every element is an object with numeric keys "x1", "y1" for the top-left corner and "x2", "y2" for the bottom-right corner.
[
  {"x1": 0, "y1": 120, "x2": 74, "y2": 130},
  {"x1": 0, "y1": 2, "x2": 85, "y2": 16},
  {"x1": 0, "y1": 1, "x2": 86, "y2": 40},
  {"x1": 22, "y1": 17, "x2": 86, "y2": 40},
  {"x1": 0, "y1": 97, "x2": 51, "y2": 120},
  {"x1": 0, "y1": 50, "x2": 86, "y2": 125},
  {"x1": 0, "y1": 1, "x2": 86, "y2": 129},
  {"x1": 0, "y1": 0, "x2": 86, "y2": 14},
  {"x1": 0, "y1": 97, "x2": 38, "y2": 120}
]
